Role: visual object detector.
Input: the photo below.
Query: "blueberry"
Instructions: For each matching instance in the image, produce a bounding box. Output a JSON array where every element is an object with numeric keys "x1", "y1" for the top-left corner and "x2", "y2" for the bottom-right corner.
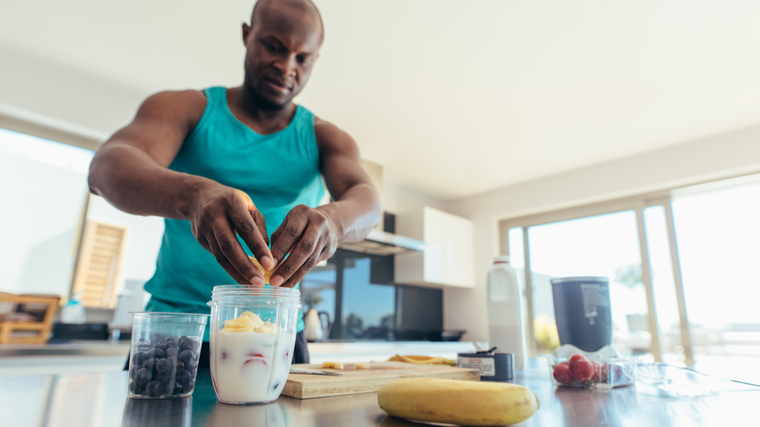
[
  {"x1": 146, "y1": 349, "x2": 157, "y2": 359},
  {"x1": 165, "y1": 347, "x2": 178, "y2": 359},
  {"x1": 173, "y1": 382, "x2": 184, "y2": 395},
  {"x1": 134, "y1": 351, "x2": 149, "y2": 367},
  {"x1": 129, "y1": 380, "x2": 144, "y2": 395},
  {"x1": 143, "y1": 357, "x2": 157, "y2": 373},
  {"x1": 129, "y1": 366, "x2": 138, "y2": 380},
  {"x1": 175, "y1": 361, "x2": 184, "y2": 374},
  {"x1": 155, "y1": 358, "x2": 172, "y2": 375},
  {"x1": 146, "y1": 380, "x2": 164, "y2": 396},
  {"x1": 185, "y1": 357, "x2": 198, "y2": 373},
  {"x1": 153, "y1": 343, "x2": 166, "y2": 352},
  {"x1": 165, "y1": 336, "x2": 178, "y2": 344},
  {"x1": 181, "y1": 380, "x2": 194, "y2": 394},
  {"x1": 178, "y1": 350, "x2": 194, "y2": 365},
  {"x1": 136, "y1": 368, "x2": 152, "y2": 386},
  {"x1": 179, "y1": 337, "x2": 196, "y2": 351},
  {"x1": 153, "y1": 348, "x2": 165, "y2": 359},
  {"x1": 176, "y1": 369, "x2": 192, "y2": 384}
]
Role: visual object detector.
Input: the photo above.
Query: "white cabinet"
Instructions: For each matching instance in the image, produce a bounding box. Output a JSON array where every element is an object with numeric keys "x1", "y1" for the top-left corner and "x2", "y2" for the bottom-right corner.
[{"x1": 394, "y1": 206, "x2": 474, "y2": 288}]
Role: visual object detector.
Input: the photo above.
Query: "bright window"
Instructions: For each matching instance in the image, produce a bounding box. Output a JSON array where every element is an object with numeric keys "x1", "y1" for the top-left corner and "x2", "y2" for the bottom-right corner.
[{"x1": 0, "y1": 128, "x2": 93, "y2": 298}]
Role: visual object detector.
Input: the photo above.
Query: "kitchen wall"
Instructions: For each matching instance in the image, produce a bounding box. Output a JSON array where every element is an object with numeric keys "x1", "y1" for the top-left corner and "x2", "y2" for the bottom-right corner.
[{"x1": 443, "y1": 123, "x2": 760, "y2": 342}]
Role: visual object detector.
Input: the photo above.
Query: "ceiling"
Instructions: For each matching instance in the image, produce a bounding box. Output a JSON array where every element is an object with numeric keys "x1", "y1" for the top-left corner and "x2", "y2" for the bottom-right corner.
[{"x1": 2, "y1": 0, "x2": 760, "y2": 200}]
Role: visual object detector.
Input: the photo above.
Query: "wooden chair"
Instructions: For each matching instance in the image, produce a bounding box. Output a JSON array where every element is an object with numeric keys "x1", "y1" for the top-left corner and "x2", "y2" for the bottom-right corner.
[{"x1": 0, "y1": 293, "x2": 60, "y2": 344}]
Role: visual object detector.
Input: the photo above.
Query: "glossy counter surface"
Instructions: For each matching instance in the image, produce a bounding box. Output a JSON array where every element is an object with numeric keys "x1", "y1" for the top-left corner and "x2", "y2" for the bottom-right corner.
[{"x1": 2, "y1": 361, "x2": 759, "y2": 426}]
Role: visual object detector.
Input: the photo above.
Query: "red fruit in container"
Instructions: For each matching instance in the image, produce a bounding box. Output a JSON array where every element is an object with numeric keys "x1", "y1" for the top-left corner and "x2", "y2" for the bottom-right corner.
[
  {"x1": 553, "y1": 362, "x2": 574, "y2": 384},
  {"x1": 569, "y1": 355, "x2": 594, "y2": 381},
  {"x1": 591, "y1": 361, "x2": 607, "y2": 382}
]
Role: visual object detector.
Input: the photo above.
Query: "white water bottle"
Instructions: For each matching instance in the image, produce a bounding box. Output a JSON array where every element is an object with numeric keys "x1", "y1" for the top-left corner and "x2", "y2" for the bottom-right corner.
[{"x1": 487, "y1": 255, "x2": 527, "y2": 370}]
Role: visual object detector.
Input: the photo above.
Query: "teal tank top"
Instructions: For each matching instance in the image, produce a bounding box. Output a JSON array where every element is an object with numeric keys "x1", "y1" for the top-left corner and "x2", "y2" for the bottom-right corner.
[{"x1": 144, "y1": 86, "x2": 324, "y2": 338}]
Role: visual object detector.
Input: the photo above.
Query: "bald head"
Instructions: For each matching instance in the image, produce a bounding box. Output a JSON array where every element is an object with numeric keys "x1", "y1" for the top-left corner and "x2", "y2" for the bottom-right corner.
[{"x1": 251, "y1": 0, "x2": 324, "y2": 42}]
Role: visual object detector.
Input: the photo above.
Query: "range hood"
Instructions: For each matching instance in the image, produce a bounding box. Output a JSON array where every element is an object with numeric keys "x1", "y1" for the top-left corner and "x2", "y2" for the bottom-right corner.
[
  {"x1": 337, "y1": 229, "x2": 426, "y2": 256},
  {"x1": 335, "y1": 160, "x2": 426, "y2": 256}
]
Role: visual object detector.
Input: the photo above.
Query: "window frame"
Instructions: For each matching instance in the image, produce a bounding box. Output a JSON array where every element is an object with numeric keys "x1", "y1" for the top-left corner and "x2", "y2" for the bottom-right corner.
[
  {"x1": 498, "y1": 172, "x2": 760, "y2": 365},
  {"x1": 0, "y1": 107, "x2": 104, "y2": 303}
]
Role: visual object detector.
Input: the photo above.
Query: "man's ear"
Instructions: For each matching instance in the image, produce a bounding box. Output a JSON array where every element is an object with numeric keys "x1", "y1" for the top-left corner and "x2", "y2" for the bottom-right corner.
[{"x1": 242, "y1": 23, "x2": 252, "y2": 46}]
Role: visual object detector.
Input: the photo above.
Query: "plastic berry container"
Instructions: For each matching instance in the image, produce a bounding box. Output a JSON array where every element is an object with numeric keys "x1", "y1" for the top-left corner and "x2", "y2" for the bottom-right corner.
[
  {"x1": 547, "y1": 354, "x2": 636, "y2": 389},
  {"x1": 127, "y1": 312, "x2": 208, "y2": 399}
]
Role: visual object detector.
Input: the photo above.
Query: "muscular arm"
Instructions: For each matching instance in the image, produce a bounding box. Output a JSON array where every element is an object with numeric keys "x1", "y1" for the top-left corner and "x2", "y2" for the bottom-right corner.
[
  {"x1": 268, "y1": 119, "x2": 382, "y2": 287},
  {"x1": 88, "y1": 90, "x2": 208, "y2": 219},
  {"x1": 314, "y1": 119, "x2": 382, "y2": 243},
  {"x1": 89, "y1": 90, "x2": 275, "y2": 285}
]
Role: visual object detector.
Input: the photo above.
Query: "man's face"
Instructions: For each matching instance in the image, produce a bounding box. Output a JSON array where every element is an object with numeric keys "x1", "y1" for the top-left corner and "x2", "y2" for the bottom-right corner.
[{"x1": 242, "y1": 3, "x2": 322, "y2": 109}]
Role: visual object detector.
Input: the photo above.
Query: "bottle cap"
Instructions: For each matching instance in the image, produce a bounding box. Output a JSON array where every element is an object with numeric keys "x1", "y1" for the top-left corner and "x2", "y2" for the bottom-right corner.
[{"x1": 493, "y1": 255, "x2": 510, "y2": 264}]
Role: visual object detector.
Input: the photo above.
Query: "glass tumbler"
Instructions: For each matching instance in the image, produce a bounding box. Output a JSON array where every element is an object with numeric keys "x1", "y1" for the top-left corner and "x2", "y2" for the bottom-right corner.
[
  {"x1": 128, "y1": 312, "x2": 208, "y2": 399},
  {"x1": 207, "y1": 285, "x2": 301, "y2": 405}
]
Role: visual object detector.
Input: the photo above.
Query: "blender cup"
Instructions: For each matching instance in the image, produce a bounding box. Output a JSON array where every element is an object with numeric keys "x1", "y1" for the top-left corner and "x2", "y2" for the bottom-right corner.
[
  {"x1": 128, "y1": 312, "x2": 208, "y2": 399},
  {"x1": 207, "y1": 285, "x2": 301, "y2": 405}
]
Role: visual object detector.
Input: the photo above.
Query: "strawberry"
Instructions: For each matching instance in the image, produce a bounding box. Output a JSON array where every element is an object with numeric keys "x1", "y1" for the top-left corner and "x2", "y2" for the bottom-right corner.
[
  {"x1": 591, "y1": 361, "x2": 607, "y2": 383},
  {"x1": 569, "y1": 355, "x2": 594, "y2": 382},
  {"x1": 553, "y1": 362, "x2": 574, "y2": 384}
]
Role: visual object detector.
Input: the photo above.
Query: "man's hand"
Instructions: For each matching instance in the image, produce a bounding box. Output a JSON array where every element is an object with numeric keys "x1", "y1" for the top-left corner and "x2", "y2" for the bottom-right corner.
[
  {"x1": 268, "y1": 204, "x2": 338, "y2": 287},
  {"x1": 188, "y1": 185, "x2": 275, "y2": 285}
]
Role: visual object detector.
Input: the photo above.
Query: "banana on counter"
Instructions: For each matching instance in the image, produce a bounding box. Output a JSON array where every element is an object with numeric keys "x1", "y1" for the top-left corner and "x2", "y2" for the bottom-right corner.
[
  {"x1": 386, "y1": 354, "x2": 456, "y2": 366},
  {"x1": 378, "y1": 378, "x2": 540, "y2": 426}
]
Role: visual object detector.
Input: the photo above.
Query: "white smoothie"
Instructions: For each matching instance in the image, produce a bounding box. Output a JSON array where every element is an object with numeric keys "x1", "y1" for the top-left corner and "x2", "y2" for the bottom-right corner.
[{"x1": 211, "y1": 328, "x2": 295, "y2": 403}]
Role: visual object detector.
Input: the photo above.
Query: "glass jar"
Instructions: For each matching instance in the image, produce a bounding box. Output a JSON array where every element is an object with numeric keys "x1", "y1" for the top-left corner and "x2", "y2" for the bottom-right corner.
[
  {"x1": 128, "y1": 312, "x2": 208, "y2": 399},
  {"x1": 207, "y1": 285, "x2": 301, "y2": 404}
]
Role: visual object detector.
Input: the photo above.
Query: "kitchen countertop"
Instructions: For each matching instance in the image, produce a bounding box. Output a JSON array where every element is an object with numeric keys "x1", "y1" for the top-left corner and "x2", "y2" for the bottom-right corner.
[{"x1": 2, "y1": 359, "x2": 759, "y2": 427}]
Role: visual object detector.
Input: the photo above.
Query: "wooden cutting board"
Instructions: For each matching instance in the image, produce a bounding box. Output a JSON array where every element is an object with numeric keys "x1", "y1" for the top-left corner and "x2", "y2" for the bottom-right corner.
[{"x1": 282, "y1": 361, "x2": 480, "y2": 399}]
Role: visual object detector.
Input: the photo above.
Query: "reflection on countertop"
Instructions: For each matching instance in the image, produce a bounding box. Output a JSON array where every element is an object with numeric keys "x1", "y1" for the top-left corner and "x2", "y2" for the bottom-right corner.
[{"x1": 2, "y1": 361, "x2": 759, "y2": 427}]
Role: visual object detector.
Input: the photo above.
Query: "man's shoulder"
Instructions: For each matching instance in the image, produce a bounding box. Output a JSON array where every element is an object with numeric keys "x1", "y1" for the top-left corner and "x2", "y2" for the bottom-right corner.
[
  {"x1": 145, "y1": 89, "x2": 207, "y2": 110},
  {"x1": 137, "y1": 89, "x2": 208, "y2": 126},
  {"x1": 313, "y1": 117, "x2": 358, "y2": 155}
]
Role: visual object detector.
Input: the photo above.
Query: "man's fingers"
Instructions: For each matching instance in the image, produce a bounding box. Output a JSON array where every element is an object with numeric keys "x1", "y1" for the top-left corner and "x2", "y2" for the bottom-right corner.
[
  {"x1": 270, "y1": 213, "x2": 307, "y2": 267},
  {"x1": 252, "y1": 210, "x2": 269, "y2": 247},
  {"x1": 210, "y1": 219, "x2": 265, "y2": 286},
  {"x1": 228, "y1": 203, "x2": 273, "y2": 271},
  {"x1": 270, "y1": 223, "x2": 321, "y2": 287},
  {"x1": 206, "y1": 235, "x2": 251, "y2": 285}
]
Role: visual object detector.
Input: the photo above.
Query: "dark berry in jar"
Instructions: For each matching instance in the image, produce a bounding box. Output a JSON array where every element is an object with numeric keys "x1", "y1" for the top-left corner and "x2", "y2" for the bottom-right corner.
[
  {"x1": 146, "y1": 349, "x2": 157, "y2": 360},
  {"x1": 155, "y1": 358, "x2": 172, "y2": 375},
  {"x1": 152, "y1": 343, "x2": 166, "y2": 352},
  {"x1": 134, "y1": 351, "x2": 149, "y2": 367},
  {"x1": 129, "y1": 380, "x2": 144, "y2": 395},
  {"x1": 165, "y1": 347, "x2": 178, "y2": 359},
  {"x1": 175, "y1": 361, "x2": 184, "y2": 374},
  {"x1": 146, "y1": 380, "x2": 164, "y2": 396},
  {"x1": 165, "y1": 336, "x2": 177, "y2": 344},
  {"x1": 173, "y1": 382, "x2": 183, "y2": 395},
  {"x1": 129, "y1": 366, "x2": 138, "y2": 380},
  {"x1": 136, "y1": 368, "x2": 152, "y2": 386},
  {"x1": 178, "y1": 350, "x2": 194, "y2": 365},
  {"x1": 143, "y1": 357, "x2": 157, "y2": 373},
  {"x1": 179, "y1": 337, "x2": 196, "y2": 351},
  {"x1": 185, "y1": 356, "x2": 198, "y2": 372},
  {"x1": 153, "y1": 348, "x2": 165, "y2": 359},
  {"x1": 176, "y1": 369, "x2": 192, "y2": 384},
  {"x1": 181, "y1": 380, "x2": 195, "y2": 394}
]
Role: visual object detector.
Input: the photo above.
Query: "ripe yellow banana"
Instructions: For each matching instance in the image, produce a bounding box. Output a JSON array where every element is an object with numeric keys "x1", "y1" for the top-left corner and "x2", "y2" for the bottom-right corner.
[
  {"x1": 377, "y1": 378, "x2": 540, "y2": 426},
  {"x1": 386, "y1": 354, "x2": 455, "y2": 366}
]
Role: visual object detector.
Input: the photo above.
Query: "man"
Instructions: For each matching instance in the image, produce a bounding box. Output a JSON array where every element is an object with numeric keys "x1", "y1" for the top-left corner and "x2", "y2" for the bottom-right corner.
[{"x1": 88, "y1": 0, "x2": 381, "y2": 365}]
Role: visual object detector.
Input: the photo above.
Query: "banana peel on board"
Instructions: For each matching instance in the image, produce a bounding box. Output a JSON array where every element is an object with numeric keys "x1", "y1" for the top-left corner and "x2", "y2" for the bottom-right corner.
[{"x1": 386, "y1": 354, "x2": 456, "y2": 366}]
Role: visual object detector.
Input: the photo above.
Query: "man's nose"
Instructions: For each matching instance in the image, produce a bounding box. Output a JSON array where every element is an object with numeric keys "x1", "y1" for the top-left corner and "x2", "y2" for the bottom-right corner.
[{"x1": 273, "y1": 54, "x2": 298, "y2": 77}]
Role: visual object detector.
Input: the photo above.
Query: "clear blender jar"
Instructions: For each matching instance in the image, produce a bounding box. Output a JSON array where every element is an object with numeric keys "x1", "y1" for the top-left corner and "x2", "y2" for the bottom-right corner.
[{"x1": 207, "y1": 285, "x2": 301, "y2": 404}]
